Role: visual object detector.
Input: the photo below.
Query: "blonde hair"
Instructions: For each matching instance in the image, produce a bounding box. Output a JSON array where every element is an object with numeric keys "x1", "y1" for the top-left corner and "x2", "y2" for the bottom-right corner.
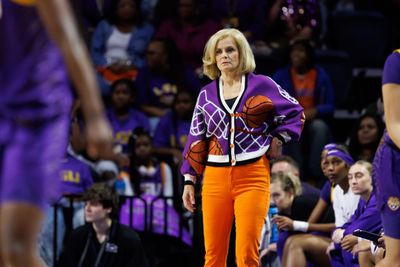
[
  {"x1": 352, "y1": 160, "x2": 373, "y2": 175},
  {"x1": 202, "y1": 28, "x2": 256, "y2": 80},
  {"x1": 271, "y1": 171, "x2": 303, "y2": 197}
]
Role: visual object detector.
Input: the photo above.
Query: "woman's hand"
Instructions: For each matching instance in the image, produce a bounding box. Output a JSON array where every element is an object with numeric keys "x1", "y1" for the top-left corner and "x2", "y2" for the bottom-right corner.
[
  {"x1": 182, "y1": 184, "x2": 196, "y2": 213},
  {"x1": 272, "y1": 215, "x2": 293, "y2": 230},
  {"x1": 341, "y1": 234, "x2": 358, "y2": 252},
  {"x1": 267, "y1": 137, "x2": 283, "y2": 160}
]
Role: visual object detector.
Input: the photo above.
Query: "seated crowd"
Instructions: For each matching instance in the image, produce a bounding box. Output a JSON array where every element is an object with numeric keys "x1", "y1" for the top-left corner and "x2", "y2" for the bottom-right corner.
[{"x1": 37, "y1": 0, "x2": 395, "y2": 266}]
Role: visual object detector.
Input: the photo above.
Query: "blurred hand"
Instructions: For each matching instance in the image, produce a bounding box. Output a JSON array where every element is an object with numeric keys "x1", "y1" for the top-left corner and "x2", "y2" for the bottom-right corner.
[
  {"x1": 267, "y1": 137, "x2": 283, "y2": 160},
  {"x1": 326, "y1": 241, "x2": 335, "y2": 256},
  {"x1": 351, "y1": 239, "x2": 371, "y2": 256},
  {"x1": 341, "y1": 234, "x2": 358, "y2": 252},
  {"x1": 182, "y1": 184, "x2": 196, "y2": 213},
  {"x1": 85, "y1": 116, "x2": 113, "y2": 159},
  {"x1": 332, "y1": 228, "x2": 345, "y2": 244},
  {"x1": 376, "y1": 235, "x2": 385, "y2": 249},
  {"x1": 272, "y1": 215, "x2": 293, "y2": 231}
]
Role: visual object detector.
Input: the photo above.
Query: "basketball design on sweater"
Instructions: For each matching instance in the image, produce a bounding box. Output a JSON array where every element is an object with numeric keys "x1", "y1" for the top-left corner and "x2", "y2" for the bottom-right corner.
[
  {"x1": 186, "y1": 140, "x2": 208, "y2": 175},
  {"x1": 241, "y1": 95, "x2": 274, "y2": 128},
  {"x1": 208, "y1": 136, "x2": 223, "y2": 155}
]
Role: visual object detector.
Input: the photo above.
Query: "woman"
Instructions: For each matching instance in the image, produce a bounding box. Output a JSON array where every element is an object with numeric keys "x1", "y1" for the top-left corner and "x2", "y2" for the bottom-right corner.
[
  {"x1": 181, "y1": 28, "x2": 304, "y2": 267},
  {"x1": 328, "y1": 160, "x2": 381, "y2": 267},
  {"x1": 91, "y1": 0, "x2": 154, "y2": 96},
  {"x1": 348, "y1": 112, "x2": 385, "y2": 162},
  {"x1": 280, "y1": 148, "x2": 359, "y2": 267},
  {"x1": 373, "y1": 49, "x2": 400, "y2": 267}
]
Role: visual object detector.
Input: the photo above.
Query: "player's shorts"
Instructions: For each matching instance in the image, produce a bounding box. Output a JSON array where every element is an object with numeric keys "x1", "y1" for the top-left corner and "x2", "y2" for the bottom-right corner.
[
  {"x1": 373, "y1": 141, "x2": 400, "y2": 239},
  {"x1": 0, "y1": 114, "x2": 70, "y2": 210}
]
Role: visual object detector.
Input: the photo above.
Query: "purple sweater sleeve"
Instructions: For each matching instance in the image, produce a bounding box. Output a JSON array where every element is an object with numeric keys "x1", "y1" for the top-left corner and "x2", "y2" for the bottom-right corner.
[
  {"x1": 267, "y1": 78, "x2": 305, "y2": 143},
  {"x1": 180, "y1": 93, "x2": 207, "y2": 178},
  {"x1": 342, "y1": 194, "x2": 382, "y2": 236}
]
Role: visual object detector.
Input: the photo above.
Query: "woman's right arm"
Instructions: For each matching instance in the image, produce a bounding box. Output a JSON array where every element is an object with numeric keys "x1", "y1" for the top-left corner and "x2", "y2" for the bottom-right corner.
[
  {"x1": 181, "y1": 93, "x2": 207, "y2": 212},
  {"x1": 308, "y1": 198, "x2": 328, "y2": 223}
]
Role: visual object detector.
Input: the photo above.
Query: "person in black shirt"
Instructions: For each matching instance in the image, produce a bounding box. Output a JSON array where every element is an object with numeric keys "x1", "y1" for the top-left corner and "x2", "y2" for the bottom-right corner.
[{"x1": 58, "y1": 183, "x2": 148, "y2": 267}]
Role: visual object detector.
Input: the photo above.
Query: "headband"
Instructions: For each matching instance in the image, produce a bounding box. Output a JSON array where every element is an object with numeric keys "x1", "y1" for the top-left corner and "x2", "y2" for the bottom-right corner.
[{"x1": 326, "y1": 149, "x2": 354, "y2": 166}]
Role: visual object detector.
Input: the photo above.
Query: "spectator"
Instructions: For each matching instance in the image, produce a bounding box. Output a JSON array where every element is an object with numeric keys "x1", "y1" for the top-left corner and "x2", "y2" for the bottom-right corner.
[
  {"x1": 273, "y1": 39, "x2": 334, "y2": 183},
  {"x1": 348, "y1": 112, "x2": 385, "y2": 162},
  {"x1": 91, "y1": 0, "x2": 154, "y2": 96},
  {"x1": 261, "y1": 0, "x2": 320, "y2": 57},
  {"x1": 58, "y1": 183, "x2": 148, "y2": 267},
  {"x1": 39, "y1": 152, "x2": 95, "y2": 267},
  {"x1": 119, "y1": 127, "x2": 191, "y2": 265},
  {"x1": 155, "y1": 0, "x2": 220, "y2": 72},
  {"x1": 136, "y1": 38, "x2": 201, "y2": 122},
  {"x1": 106, "y1": 79, "x2": 150, "y2": 168},
  {"x1": 153, "y1": 90, "x2": 196, "y2": 166}
]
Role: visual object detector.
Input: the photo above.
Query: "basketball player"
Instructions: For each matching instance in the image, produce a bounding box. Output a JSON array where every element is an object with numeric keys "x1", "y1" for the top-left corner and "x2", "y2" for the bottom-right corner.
[
  {"x1": 0, "y1": 1, "x2": 112, "y2": 267},
  {"x1": 181, "y1": 28, "x2": 305, "y2": 266},
  {"x1": 373, "y1": 49, "x2": 400, "y2": 267}
]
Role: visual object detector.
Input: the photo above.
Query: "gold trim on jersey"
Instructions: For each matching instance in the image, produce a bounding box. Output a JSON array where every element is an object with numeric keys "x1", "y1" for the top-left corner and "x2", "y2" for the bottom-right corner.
[
  {"x1": 12, "y1": 0, "x2": 35, "y2": 6},
  {"x1": 395, "y1": 49, "x2": 400, "y2": 54}
]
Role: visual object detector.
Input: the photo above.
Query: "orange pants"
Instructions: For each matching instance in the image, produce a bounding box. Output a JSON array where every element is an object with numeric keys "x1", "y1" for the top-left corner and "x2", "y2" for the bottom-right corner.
[{"x1": 202, "y1": 156, "x2": 270, "y2": 267}]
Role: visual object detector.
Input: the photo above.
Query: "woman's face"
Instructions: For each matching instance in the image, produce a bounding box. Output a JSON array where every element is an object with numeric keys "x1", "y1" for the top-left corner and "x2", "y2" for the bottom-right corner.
[
  {"x1": 117, "y1": 0, "x2": 137, "y2": 21},
  {"x1": 357, "y1": 117, "x2": 379, "y2": 145},
  {"x1": 215, "y1": 37, "x2": 240, "y2": 74},
  {"x1": 111, "y1": 83, "x2": 132, "y2": 109},
  {"x1": 290, "y1": 44, "x2": 308, "y2": 68},
  {"x1": 270, "y1": 181, "x2": 294, "y2": 212},
  {"x1": 146, "y1": 41, "x2": 167, "y2": 69},
  {"x1": 348, "y1": 164, "x2": 372, "y2": 195},
  {"x1": 325, "y1": 156, "x2": 349, "y2": 185},
  {"x1": 135, "y1": 135, "x2": 152, "y2": 159}
]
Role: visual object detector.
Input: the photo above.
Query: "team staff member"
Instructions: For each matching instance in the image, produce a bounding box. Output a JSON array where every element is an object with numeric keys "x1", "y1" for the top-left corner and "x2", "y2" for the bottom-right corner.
[{"x1": 181, "y1": 28, "x2": 304, "y2": 267}]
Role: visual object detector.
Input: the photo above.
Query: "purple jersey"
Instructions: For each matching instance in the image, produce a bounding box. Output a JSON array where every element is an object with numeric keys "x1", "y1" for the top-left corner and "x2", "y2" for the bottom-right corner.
[
  {"x1": 106, "y1": 108, "x2": 150, "y2": 153},
  {"x1": 59, "y1": 154, "x2": 94, "y2": 196},
  {"x1": 373, "y1": 50, "x2": 400, "y2": 239},
  {"x1": 382, "y1": 50, "x2": 400, "y2": 147},
  {"x1": 153, "y1": 111, "x2": 190, "y2": 150},
  {"x1": 0, "y1": 0, "x2": 73, "y2": 125},
  {"x1": 0, "y1": 1, "x2": 72, "y2": 208}
]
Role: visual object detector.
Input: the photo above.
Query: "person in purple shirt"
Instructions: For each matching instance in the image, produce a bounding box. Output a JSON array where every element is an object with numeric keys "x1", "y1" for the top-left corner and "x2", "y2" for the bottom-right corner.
[
  {"x1": 0, "y1": 1, "x2": 113, "y2": 267},
  {"x1": 136, "y1": 38, "x2": 201, "y2": 119},
  {"x1": 153, "y1": 90, "x2": 195, "y2": 165},
  {"x1": 106, "y1": 78, "x2": 150, "y2": 168},
  {"x1": 39, "y1": 152, "x2": 95, "y2": 266},
  {"x1": 155, "y1": 0, "x2": 221, "y2": 72},
  {"x1": 59, "y1": 154, "x2": 94, "y2": 196},
  {"x1": 373, "y1": 49, "x2": 400, "y2": 267},
  {"x1": 328, "y1": 160, "x2": 381, "y2": 267}
]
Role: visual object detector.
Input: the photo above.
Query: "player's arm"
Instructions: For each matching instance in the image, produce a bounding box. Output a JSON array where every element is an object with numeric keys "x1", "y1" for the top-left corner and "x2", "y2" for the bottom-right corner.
[
  {"x1": 35, "y1": 0, "x2": 112, "y2": 158},
  {"x1": 383, "y1": 83, "x2": 400, "y2": 148}
]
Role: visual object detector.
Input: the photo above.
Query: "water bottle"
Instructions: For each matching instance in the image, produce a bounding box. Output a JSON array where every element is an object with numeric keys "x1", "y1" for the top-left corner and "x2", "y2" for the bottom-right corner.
[
  {"x1": 269, "y1": 203, "x2": 279, "y2": 243},
  {"x1": 114, "y1": 176, "x2": 126, "y2": 196}
]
